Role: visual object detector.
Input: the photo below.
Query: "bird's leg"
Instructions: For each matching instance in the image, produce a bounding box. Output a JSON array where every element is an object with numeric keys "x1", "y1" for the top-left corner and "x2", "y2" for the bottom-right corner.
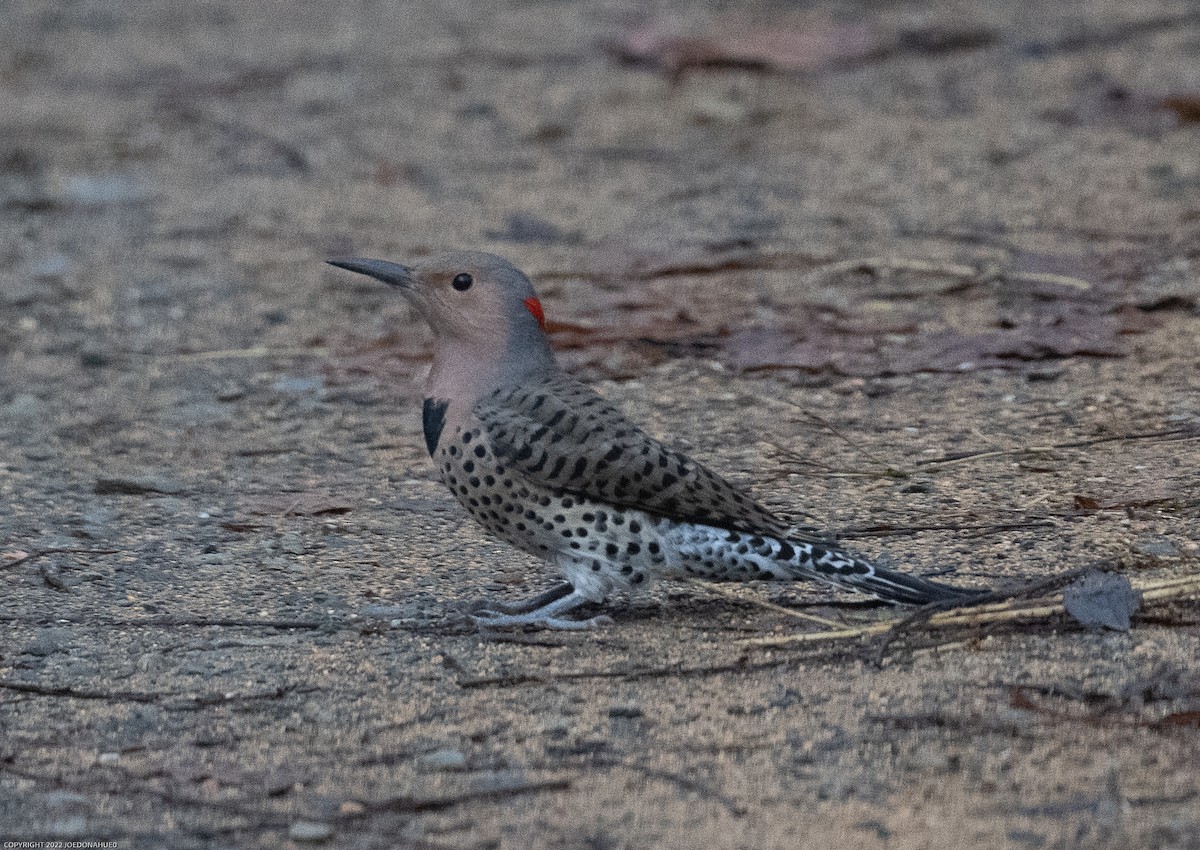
[
  {"x1": 466, "y1": 581, "x2": 574, "y2": 615},
  {"x1": 470, "y1": 585, "x2": 612, "y2": 630}
]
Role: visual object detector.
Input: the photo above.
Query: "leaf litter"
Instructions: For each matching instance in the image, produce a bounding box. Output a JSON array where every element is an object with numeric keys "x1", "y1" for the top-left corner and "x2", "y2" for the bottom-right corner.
[{"x1": 322, "y1": 245, "x2": 1173, "y2": 381}]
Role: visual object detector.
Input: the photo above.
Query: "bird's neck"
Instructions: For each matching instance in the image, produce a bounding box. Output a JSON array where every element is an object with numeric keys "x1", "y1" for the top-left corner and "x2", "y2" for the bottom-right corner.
[{"x1": 425, "y1": 333, "x2": 557, "y2": 415}]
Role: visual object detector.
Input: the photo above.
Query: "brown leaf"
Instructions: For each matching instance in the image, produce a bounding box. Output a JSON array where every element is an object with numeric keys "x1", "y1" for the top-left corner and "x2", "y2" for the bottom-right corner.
[
  {"x1": 617, "y1": 21, "x2": 880, "y2": 77},
  {"x1": 1156, "y1": 710, "x2": 1200, "y2": 728},
  {"x1": 886, "y1": 315, "x2": 1126, "y2": 374},
  {"x1": 1161, "y1": 95, "x2": 1200, "y2": 123},
  {"x1": 242, "y1": 492, "x2": 354, "y2": 517},
  {"x1": 1074, "y1": 495, "x2": 1102, "y2": 511},
  {"x1": 1112, "y1": 305, "x2": 1162, "y2": 334},
  {"x1": 724, "y1": 324, "x2": 880, "y2": 376}
]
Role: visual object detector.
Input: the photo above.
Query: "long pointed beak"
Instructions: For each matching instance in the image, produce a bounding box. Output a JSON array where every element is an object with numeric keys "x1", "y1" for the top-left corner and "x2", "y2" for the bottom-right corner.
[{"x1": 326, "y1": 257, "x2": 414, "y2": 289}]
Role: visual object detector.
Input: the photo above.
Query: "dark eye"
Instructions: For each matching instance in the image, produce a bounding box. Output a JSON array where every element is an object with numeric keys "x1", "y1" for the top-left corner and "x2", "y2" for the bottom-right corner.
[{"x1": 452, "y1": 272, "x2": 473, "y2": 291}]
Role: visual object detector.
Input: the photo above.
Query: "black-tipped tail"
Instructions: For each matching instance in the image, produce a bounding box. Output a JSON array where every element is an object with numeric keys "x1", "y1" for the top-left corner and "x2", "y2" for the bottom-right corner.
[
  {"x1": 791, "y1": 541, "x2": 985, "y2": 606},
  {"x1": 842, "y1": 564, "x2": 985, "y2": 606}
]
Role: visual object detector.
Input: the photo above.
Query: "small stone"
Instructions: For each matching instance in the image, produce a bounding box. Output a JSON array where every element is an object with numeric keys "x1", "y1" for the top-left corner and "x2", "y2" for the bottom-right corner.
[
  {"x1": 45, "y1": 790, "x2": 89, "y2": 811},
  {"x1": 97, "y1": 752, "x2": 120, "y2": 765},
  {"x1": 29, "y1": 252, "x2": 69, "y2": 280},
  {"x1": 906, "y1": 747, "x2": 951, "y2": 773},
  {"x1": 692, "y1": 94, "x2": 749, "y2": 124},
  {"x1": 417, "y1": 747, "x2": 467, "y2": 770},
  {"x1": 1134, "y1": 539, "x2": 1181, "y2": 558},
  {"x1": 216, "y1": 383, "x2": 246, "y2": 402},
  {"x1": 338, "y1": 801, "x2": 365, "y2": 815},
  {"x1": 607, "y1": 703, "x2": 643, "y2": 719},
  {"x1": 280, "y1": 532, "x2": 306, "y2": 555},
  {"x1": 48, "y1": 815, "x2": 88, "y2": 838},
  {"x1": 26, "y1": 628, "x2": 72, "y2": 657},
  {"x1": 79, "y1": 348, "x2": 110, "y2": 368},
  {"x1": 289, "y1": 820, "x2": 333, "y2": 842},
  {"x1": 486, "y1": 212, "x2": 565, "y2": 244},
  {"x1": 94, "y1": 475, "x2": 185, "y2": 496},
  {"x1": 80, "y1": 505, "x2": 117, "y2": 526},
  {"x1": 61, "y1": 174, "x2": 149, "y2": 207},
  {"x1": 273, "y1": 376, "x2": 323, "y2": 394},
  {"x1": 1063, "y1": 571, "x2": 1142, "y2": 632},
  {"x1": 3, "y1": 393, "x2": 44, "y2": 419}
]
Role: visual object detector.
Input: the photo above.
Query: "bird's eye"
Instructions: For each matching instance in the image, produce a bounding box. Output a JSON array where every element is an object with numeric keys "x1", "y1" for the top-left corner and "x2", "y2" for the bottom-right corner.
[{"x1": 451, "y1": 272, "x2": 473, "y2": 291}]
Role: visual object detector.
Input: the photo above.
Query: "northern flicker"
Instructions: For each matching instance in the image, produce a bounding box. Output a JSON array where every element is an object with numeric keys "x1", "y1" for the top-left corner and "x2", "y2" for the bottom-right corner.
[{"x1": 328, "y1": 252, "x2": 982, "y2": 629}]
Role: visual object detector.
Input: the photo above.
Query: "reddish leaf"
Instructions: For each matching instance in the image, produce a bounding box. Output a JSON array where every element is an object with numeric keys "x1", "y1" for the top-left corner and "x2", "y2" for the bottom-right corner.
[
  {"x1": 618, "y1": 21, "x2": 880, "y2": 77},
  {"x1": 724, "y1": 324, "x2": 879, "y2": 376},
  {"x1": 242, "y1": 493, "x2": 354, "y2": 517},
  {"x1": 1161, "y1": 95, "x2": 1200, "y2": 123},
  {"x1": 1156, "y1": 711, "x2": 1200, "y2": 728}
]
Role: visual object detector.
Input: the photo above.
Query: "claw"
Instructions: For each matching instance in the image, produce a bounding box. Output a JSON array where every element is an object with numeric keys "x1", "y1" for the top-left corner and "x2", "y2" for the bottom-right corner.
[{"x1": 467, "y1": 586, "x2": 607, "y2": 631}]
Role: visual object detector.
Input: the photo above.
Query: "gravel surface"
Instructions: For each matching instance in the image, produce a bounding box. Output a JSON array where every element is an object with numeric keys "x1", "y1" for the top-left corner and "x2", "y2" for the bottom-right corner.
[{"x1": 2, "y1": 1, "x2": 1199, "y2": 847}]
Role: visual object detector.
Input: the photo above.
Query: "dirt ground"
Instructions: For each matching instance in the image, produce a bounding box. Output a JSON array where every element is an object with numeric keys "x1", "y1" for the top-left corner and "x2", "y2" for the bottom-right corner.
[{"x1": 2, "y1": 0, "x2": 1199, "y2": 847}]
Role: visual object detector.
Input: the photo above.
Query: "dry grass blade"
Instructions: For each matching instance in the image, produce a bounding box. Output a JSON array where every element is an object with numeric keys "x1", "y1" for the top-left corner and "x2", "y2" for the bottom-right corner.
[
  {"x1": 161, "y1": 346, "x2": 328, "y2": 361},
  {"x1": 689, "y1": 580, "x2": 845, "y2": 628}
]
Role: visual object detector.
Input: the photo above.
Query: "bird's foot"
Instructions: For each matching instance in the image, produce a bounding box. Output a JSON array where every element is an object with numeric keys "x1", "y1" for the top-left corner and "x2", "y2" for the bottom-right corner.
[
  {"x1": 465, "y1": 581, "x2": 574, "y2": 616},
  {"x1": 467, "y1": 585, "x2": 610, "y2": 631}
]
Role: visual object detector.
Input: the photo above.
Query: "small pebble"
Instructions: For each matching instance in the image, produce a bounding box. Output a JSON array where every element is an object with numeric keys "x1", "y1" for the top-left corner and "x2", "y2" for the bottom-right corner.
[
  {"x1": 1134, "y1": 539, "x2": 1181, "y2": 558},
  {"x1": 280, "y1": 532, "x2": 306, "y2": 555},
  {"x1": 906, "y1": 747, "x2": 951, "y2": 773},
  {"x1": 3, "y1": 393, "x2": 44, "y2": 419},
  {"x1": 94, "y1": 474, "x2": 185, "y2": 496},
  {"x1": 418, "y1": 748, "x2": 467, "y2": 770},
  {"x1": 273, "y1": 376, "x2": 322, "y2": 394},
  {"x1": 61, "y1": 174, "x2": 149, "y2": 206},
  {"x1": 48, "y1": 815, "x2": 87, "y2": 838},
  {"x1": 289, "y1": 820, "x2": 333, "y2": 842}
]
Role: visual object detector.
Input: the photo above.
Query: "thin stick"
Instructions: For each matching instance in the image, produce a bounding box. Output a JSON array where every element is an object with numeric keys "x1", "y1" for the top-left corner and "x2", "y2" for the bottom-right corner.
[
  {"x1": 741, "y1": 572, "x2": 1200, "y2": 649},
  {"x1": 161, "y1": 346, "x2": 328, "y2": 362},
  {"x1": 690, "y1": 580, "x2": 844, "y2": 628}
]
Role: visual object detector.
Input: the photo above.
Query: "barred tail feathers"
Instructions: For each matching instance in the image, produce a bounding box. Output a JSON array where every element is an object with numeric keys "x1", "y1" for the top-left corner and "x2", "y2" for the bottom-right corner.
[{"x1": 669, "y1": 522, "x2": 981, "y2": 606}]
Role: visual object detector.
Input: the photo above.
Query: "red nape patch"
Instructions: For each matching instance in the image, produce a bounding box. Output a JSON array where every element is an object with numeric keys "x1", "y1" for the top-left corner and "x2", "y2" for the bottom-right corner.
[{"x1": 523, "y1": 296, "x2": 546, "y2": 330}]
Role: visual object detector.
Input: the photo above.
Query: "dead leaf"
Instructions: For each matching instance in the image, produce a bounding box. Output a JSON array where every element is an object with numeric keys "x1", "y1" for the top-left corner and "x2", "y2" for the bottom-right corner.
[
  {"x1": 1062, "y1": 571, "x2": 1142, "y2": 632},
  {"x1": 616, "y1": 21, "x2": 880, "y2": 77},
  {"x1": 886, "y1": 313, "x2": 1127, "y2": 374},
  {"x1": 1156, "y1": 711, "x2": 1200, "y2": 728},
  {"x1": 1161, "y1": 95, "x2": 1200, "y2": 123},
  {"x1": 1074, "y1": 495, "x2": 1102, "y2": 511},
  {"x1": 724, "y1": 324, "x2": 879, "y2": 375},
  {"x1": 242, "y1": 493, "x2": 354, "y2": 517}
]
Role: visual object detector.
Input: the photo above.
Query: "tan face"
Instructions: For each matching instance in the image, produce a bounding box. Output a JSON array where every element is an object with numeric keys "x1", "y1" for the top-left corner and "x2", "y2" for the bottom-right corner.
[
  {"x1": 406, "y1": 261, "x2": 505, "y2": 340},
  {"x1": 328, "y1": 250, "x2": 547, "y2": 345},
  {"x1": 327, "y1": 250, "x2": 558, "y2": 390},
  {"x1": 405, "y1": 253, "x2": 545, "y2": 343}
]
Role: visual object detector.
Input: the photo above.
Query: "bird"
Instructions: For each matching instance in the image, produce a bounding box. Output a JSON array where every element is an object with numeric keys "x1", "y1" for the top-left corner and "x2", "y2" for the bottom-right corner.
[{"x1": 327, "y1": 251, "x2": 983, "y2": 629}]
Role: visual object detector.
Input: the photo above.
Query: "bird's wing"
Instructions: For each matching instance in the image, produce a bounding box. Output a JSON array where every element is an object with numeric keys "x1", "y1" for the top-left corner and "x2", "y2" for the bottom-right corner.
[{"x1": 476, "y1": 374, "x2": 822, "y2": 540}]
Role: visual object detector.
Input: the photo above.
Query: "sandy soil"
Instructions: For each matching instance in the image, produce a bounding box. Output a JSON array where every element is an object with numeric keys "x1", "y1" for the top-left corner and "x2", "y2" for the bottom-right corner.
[{"x1": 2, "y1": 1, "x2": 1199, "y2": 848}]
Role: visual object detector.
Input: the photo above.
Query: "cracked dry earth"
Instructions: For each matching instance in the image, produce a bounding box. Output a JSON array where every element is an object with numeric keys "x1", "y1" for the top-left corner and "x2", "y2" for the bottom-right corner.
[{"x1": 2, "y1": 0, "x2": 1200, "y2": 848}]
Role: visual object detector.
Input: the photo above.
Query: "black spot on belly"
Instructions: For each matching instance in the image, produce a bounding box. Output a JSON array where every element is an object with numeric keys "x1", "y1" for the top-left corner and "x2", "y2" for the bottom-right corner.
[{"x1": 422, "y1": 398, "x2": 449, "y2": 456}]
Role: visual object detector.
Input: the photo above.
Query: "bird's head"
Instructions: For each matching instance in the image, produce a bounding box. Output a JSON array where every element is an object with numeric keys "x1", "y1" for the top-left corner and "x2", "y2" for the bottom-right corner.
[{"x1": 327, "y1": 250, "x2": 556, "y2": 382}]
